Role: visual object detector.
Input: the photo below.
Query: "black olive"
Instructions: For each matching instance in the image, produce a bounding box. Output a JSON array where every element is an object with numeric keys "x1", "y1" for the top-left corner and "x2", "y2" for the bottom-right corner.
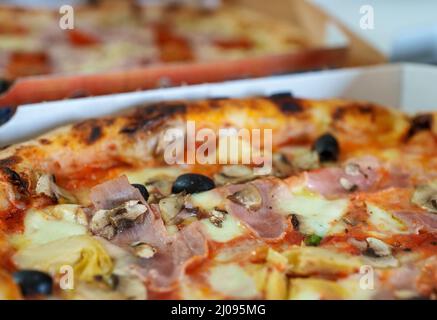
[
  {"x1": 406, "y1": 114, "x2": 432, "y2": 139},
  {"x1": 269, "y1": 92, "x2": 293, "y2": 99},
  {"x1": 132, "y1": 183, "x2": 149, "y2": 201},
  {"x1": 172, "y1": 173, "x2": 215, "y2": 194},
  {"x1": 13, "y1": 270, "x2": 53, "y2": 297},
  {"x1": 0, "y1": 78, "x2": 12, "y2": 94},
  {"x1": 0, "y1": 107, "x2": 14, "y2": 126},
  {"x1": 313, "y1": 133, "x2": 340, "y2": 162},
  {"x1": 269, "y1": 92, "x2": 302, "y2": 113}
]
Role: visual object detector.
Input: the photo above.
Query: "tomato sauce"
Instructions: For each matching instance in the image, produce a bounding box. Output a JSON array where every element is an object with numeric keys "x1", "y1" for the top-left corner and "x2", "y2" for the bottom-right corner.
[
  {"x1": 67, "y1": 29, "x2": 100, "y2": 47},
  {"x1": 153, "y1": 24, "x2": 194, "y2": 62},
  {"x1": 0, "y1": 206, "x2": 26, "y2": 234}
]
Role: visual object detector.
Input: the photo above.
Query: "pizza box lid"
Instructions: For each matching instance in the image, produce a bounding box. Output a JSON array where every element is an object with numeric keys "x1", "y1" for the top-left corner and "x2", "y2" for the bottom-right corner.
[{"x1": 0, "y1": 62, "x2": 435, "y2": 147}]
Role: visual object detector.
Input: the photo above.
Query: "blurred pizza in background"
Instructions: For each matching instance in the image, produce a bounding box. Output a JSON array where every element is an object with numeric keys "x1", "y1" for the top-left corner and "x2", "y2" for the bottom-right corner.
[{"x1": 0, "y1": 1, "x2": 308, "y2": 80}]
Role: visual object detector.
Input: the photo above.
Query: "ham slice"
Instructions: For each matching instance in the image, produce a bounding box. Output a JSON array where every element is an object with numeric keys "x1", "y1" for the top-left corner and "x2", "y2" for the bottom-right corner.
[
  {"x1": 89, "y1": 175, "x2": 146, "y2": 210},
  {"x1": 112, "y1": 205, "x2": 208, "y2": 291},
  {"x1": 224, "y1": 178, "x2": 289, "y2": 240},
  {"x1": 305, "y1": 156, "x2": 383, "y2": 197},
  {"x1": 393, "y1": 211, "x2": 437, "y2": 234},
  {"x1": 142, "y1": 222, "x2": 207, "y2": 290}
]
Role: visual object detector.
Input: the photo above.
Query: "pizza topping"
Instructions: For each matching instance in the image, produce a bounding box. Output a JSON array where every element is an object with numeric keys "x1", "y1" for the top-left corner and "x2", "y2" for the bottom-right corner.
[
  {"x1": 305, "y1": 157, "x2": 380, "y2": 196},
  {"x1": 272, "y1": 153, "x2": 295, "y2": 178},
  {"x1": 5, "y1": 51, "x2": 51, "y2": 78},
  {"x1": 131, "y1": 242, "x2": 156, "y2": 259},
  {"x1": 145, "y1": 179, "x2": 174, "y2": 201},
  {"x1": 35, "y1": 174, "x2": 76, "y2": 203},
  {"x1": 131, "y1": 184, "x2": 150, "y2": 202},
  {"x1": 213, "y1": 165, "x2": 255, "y2": 186},
  {"x1": 289, "y1": 214, "x2": 300, "y2": 230},
  {"x1": 365, "y1": 237, "x2": 392, "y2": 257},
  {"x1": 90, "y1": 200, "x2": 148, "y2": 240},
  {"x1": 225, "y1": 179, "x2": 287, "y2": 239},
  {"x1": 344, "y1": 163, "x2": 361, "y2": 176},
  {"x1": 227, "y1": 184, "x2": 262, "y2": 211},
  {"x1": 90, "y1": 175, "x2": 147, "y2": 210},
  {"x1": 158, "y1": 194, "x2": 185, "y2": 224},
  {"x1": 406, "y1": 114, "x2": 433, "y2": 139},
  {"x1": 209, "y1": 208, "x2": 226, "y2": 228},
  {"x1": 67, "y1": 29, "x2": 100, "y2": 47},
  {"x1": 393, "y1": 211, "x2": 437, "y2": 234},
  {"x1": 278, "y1": 185, "x2": 349, "y2": 236},
  {"x1": 171, "y1": 173, "x2": 215, "y2": 194},
  {"x1": 12, "y1": 270, "x2": 53, "y2": 297},
  {"x1": 313, "y1": 133, "x2": 340, "y2": 162},
  {"x1": 411, "y1": 183, "x2": 437, "y2": 213},
  {"x1": 339, "y1": 177, "x2": 357, "y2": 192},
  {"x1": 275, "y1": 148, "x2": 320, "y2": 175},
  {"x1": 304, "y1": 234, "x2": 322, "y2": 246},
  {"x1": 13, "y1": 235, "x2": 113, "y2": 283},
  {"x1": 270, "y1": 94, "x2": 303, "y2": 114},
  {"x1": 135, "y1": 221, "x2": 208, "y2": 290},
  {"x1": 0, "y1": 270, "x2": 21, "y2": 300}
]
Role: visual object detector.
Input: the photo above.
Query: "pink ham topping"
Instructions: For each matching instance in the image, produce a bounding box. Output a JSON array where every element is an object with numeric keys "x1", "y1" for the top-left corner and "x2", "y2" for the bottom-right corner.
[
  {"x1": 305, "y1": 156, "x2": 411, "y2": 197},
  {"x1": 224, "y1": 178, "x2": 289, "y2": 240},
  {"x1": 112, "y1": 205, "x2": 208, "y2": 291},
  {"x1": 306, "y1": 156, "x2": 381, "y2": 196},
  {"x1": 89, "y1": 175, "x2": 146, "y2": 210},
  {"x1": 393, "y1": 211, "x2": 437, "y2": 234}
]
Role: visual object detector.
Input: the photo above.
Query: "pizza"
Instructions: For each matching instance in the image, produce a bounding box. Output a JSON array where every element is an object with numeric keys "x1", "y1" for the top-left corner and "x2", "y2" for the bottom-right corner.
[
  {"x1": 0, "y1": 95, "x2": 436, "y2": 300},
  {"x1": 0, "y1": 1, "x2": 307, "y2": 80}
]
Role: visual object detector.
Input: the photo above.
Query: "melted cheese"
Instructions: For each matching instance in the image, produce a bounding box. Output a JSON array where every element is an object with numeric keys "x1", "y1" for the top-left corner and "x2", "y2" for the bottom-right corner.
[
  {"x1": 278, "y1": 190, "x2": 349, "y2": 236},
  {"x1": 288, "y1": 275, "x2": 374, "y2": 300},
  {"x1": 10, "y1": 205, "x2": 87, "y2": 249},
  {"x1": 189, "y1": 190, "x2": 224, "y2": 212},
  {"x1": 284, "y1": 246, "x2": 362, "y2": 275},
  {"x1": 201, "y1": 215, "x2": 247, "y2": 243},
  {"x1": 123, "y1": 167, "x2": 183, "y2": 185},
  {"x1": 208, "y1": 264, "x2": 259, "y2": 298},
  {"x1": 366, "y1": 203, "x2": 408, "y2": 236}
]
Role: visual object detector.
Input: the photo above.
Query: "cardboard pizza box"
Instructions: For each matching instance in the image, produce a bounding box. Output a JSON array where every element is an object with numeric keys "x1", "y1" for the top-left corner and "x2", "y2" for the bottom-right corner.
[
  {"x1": 0, "y1": 63, "x2": 435, "y2": 147},
  {"x1": 0, "y1": 0, "x2": 384, "y2": 107}
]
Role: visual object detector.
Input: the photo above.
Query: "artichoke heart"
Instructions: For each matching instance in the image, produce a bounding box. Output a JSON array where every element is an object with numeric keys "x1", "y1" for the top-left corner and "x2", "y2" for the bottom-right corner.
[{"x1": 13, "y1": 235, "x2": 113, "y2": 282}]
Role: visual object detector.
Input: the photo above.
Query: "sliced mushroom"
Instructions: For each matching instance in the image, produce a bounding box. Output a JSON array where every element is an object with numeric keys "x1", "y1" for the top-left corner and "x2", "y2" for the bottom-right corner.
[
  {"x1": 209, "y1": 208, "x2": 227, "y2": 228},
  {"x1": 90, "y1": 200, "x2": 148, "y2": 240},
  {"x1": 130, "y1": 242, "x2": 156, "y2": 259},
  {"x1": 363, "y1": 255, "x2": 399, "y2": 268},
  {"x1": 158, "y1": 194, "x2": 185, "y2": 224},
  {"x1": 339, "y1": 177, "x2": 358, "y2": 192},
  {"x1": 213, "y1": 165, "x2": 255, "y2": 186},
  {"x1": 272, "y1": 153, "x2": 294, "y2": 178},
  {"x1": 35, "y1": 174, "x2": 76, "y2": 203},
  {"x1": 144, "y1": 177, "x2": 174, "y2": 202},
  {"x1": 347, "y1": 238, "x2": 368, "y2": 251},
  {"x1": 171, "y1": 207, "x2": 200, "y2": 226},
  {"x1": 412, "y1": 183, "x2": 437, "y2": 213},
  {"x1": 344, "y1": 163, "x2": 361, "y2": 176},
  {"x1": 227, "y1": 184, "x2": 262, "y2": 211},
  {"x1": 272, "y1": 147, "x2": 319, "y2": 178},
  {"x1": 365, "y1": 237, "x2": 392, "y2": 257}
]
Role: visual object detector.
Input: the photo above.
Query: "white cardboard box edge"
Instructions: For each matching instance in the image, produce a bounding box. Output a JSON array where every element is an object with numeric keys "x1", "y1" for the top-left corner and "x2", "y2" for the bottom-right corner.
[{"x1": 1, "y1": 63, "x2": 436, "y2": 147}]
